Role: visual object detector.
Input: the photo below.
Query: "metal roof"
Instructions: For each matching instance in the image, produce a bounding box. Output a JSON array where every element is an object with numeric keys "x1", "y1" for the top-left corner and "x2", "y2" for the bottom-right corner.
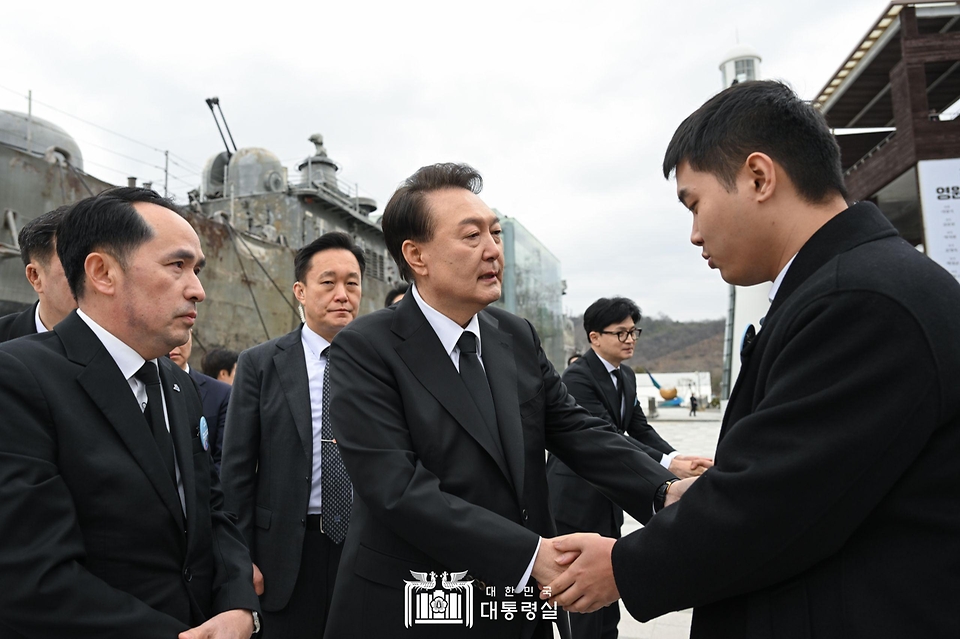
[{"x1": 814, "y1": 2, "x2": 960, "y2": 129}]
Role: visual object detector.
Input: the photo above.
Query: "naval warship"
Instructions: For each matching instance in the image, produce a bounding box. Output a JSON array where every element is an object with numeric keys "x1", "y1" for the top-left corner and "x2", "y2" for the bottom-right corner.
[{"x1": 0, "y1": 108, "x2": 399, "y2": 364}]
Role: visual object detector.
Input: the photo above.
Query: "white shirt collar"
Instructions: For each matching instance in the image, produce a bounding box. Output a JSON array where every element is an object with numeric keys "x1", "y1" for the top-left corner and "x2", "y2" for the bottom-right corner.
[
  {"x1": 34, "y1": 302, "x2": 48, "y2": 334},
  {"x1": 411, "y1": 283, "x2": 482, "y2": 358},
  {"x1": 76, "y1": 308, "x2": 150, "y2": 381},
  {"x1": 594, "y1": 352, "x2": 619, "y2": 375},
  {"x1": 769, "y1": 254, "x2": 798, "y2": 303},
  {"x1": 300, "y1": 322, "x2": 332, "y2": 360}
]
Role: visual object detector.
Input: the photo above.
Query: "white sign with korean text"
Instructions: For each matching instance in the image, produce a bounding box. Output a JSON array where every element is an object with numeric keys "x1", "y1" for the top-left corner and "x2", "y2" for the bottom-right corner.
[{"x1": 918, "y1": 157, "x2": 960, "y2": 281}]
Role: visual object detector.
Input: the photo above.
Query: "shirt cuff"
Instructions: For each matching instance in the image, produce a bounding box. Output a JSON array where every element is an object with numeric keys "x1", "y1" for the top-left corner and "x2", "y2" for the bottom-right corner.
[
  {"x1": 660, "y1": 450, "x2": 679, "y2": 469},
  {"x1": 516, "y1": 537, "x2": 541, "y2": 591}
]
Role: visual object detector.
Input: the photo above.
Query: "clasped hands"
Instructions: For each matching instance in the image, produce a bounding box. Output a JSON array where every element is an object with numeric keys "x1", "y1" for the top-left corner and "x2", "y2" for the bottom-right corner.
[{"x1": 531, "y1": 475, "x2": 697, "y2": 614}]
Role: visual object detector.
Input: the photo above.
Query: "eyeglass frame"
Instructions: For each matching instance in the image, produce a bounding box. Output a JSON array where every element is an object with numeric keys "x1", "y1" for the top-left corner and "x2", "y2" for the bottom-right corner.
[{"x1": 598, "y1": 327, "x2": 642, "y2": 343}]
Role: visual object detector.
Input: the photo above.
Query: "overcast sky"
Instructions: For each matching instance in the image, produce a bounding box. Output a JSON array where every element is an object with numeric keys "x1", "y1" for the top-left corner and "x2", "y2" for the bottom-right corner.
[{"x1": 2, "y1": 0, "x2": 887, "y2": 320}]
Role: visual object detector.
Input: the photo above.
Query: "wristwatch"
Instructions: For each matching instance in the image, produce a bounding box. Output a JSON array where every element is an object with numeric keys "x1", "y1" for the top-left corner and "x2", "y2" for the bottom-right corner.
[
  {"x1": 654, "y1": 479, "x2": 679, "y2": 513},
  {"x1": 251, "y1": 611, "x2": 261, "y2": 635}
]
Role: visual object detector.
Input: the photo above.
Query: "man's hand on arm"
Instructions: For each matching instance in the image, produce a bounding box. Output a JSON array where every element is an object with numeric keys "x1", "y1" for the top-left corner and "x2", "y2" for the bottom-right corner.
[
  {"x1": 251, "y1": 563, "x2": 264, "y2": 596},
  {"x1": 668, "y1": 455, "x2": 714, "y2": 478},
  {"x1": 541, "y1": 533, "x2": 619, "y2": 613},
  {"x1": 179, "y1": 609, "x2": 254, "y2": 639}
]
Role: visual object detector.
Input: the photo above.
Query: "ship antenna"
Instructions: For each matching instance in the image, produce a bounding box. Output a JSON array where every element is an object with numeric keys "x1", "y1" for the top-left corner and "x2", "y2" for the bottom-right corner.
[{"x1": 205, "y1": 97, "x2": 237, "y2": 157}]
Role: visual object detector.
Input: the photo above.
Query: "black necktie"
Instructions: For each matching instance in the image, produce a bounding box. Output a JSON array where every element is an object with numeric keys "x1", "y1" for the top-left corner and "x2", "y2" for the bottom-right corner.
[
  {"x1": 456, "y1": 332, "x2": 501, "y2": 444},
  {"x1": 611, "y1": 368, "x2": 625, "y2": 429},
  {"x1": 321, "y1": 347, "x2": 352, "y2": 544},
  {"x1": 134, "y1": 362, "x2": 178, "y2": 490}
]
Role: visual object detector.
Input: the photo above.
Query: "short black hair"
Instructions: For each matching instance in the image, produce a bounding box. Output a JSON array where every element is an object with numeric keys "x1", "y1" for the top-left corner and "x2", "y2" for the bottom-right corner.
[
  {"x1": 294, "y1": 231, "x2": 366, "y2": 283},
  {"x1": 18, "y1": 205, "x2": 71, "y2": 267},
  {"x1": 566, "y1": 353, "x2": 582, "y2": 366},
  {"x1": 57, "y1": 187, "x2": 179, "y2": 300},
  {"x1": 384, "y1": 282, "x2": 409, "y2": 308},
  {"x1": 382, "y1": 163, "x2": 483, "y2": 280},
  {"x1": 662, "y1": 80, "x2": 848, "y2": 203},
  {"x1": 201, "y1": 347, "x2": 239, "y2": 378},
  {"x1": 583, "y1": 297, "x2": 641, "y2": 337}
]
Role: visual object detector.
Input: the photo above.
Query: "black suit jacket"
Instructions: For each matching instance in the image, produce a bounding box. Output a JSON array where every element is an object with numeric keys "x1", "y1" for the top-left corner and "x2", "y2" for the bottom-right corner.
[
  {"x1": 612, "y1": 202, "x2": 960, "y2": 638},
  {"x1": 324, "y1": 295, "x2": 675, "y2": 639},
  {"x1": 0, "y1": 301, "x2": 38, "y2": 343},
  {"x1": 0, "y1": 311, "x2": 259, "y2": 638},
  {"x1": 546, "y1": 349, "x2": 674, "y2": 537},
  {"x1": 188, "y1": 367, "x2": 231, "y2": 472},
  {"x1": 221, "y1": 326, "x2": 318, "y2": 612}
]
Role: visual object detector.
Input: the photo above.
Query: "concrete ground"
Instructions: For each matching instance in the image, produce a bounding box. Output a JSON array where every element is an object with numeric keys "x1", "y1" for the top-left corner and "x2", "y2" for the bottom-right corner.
[{"x1": 554, "y1": 407, "x2": 723, "y2": 639}]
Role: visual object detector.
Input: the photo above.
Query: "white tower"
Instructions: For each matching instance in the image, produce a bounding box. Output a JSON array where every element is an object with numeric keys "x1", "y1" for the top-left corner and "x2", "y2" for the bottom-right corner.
[
  {"x1": 719, "y1": 44, "x2": 762, "y2": 88},
  {"x1": 718, "y1": 44, "x2": 768, "y2": 403}
]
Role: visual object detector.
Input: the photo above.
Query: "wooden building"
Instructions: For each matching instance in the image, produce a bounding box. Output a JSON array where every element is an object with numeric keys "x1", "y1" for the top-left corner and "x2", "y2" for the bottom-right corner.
[{"x1": 814, "y1": 1, "x2": 960, "y2": 278}]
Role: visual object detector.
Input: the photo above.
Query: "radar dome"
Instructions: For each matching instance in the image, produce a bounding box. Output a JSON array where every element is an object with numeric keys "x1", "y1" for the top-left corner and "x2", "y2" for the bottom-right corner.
[
  {"x1": 0, "y1": 110, "x2": 84, "y2": 170},
  {"x1": 225, "y1": 148, "x2": 287, "y2": 197}
]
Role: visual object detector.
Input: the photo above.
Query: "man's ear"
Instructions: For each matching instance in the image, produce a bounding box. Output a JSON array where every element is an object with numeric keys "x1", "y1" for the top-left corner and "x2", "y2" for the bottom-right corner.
[
  {"x1": 402, "y1": 240, "x2": 428, "y2": 278},
  {"x1": 743, "y1": 152, "x2": 777, "y2": 203},
  {"x1": 588, "y1": 331, "x2": 601, "y2": 348},
  {"x1": 84, "y1": 252, "x2": 120, "y2": 297},
  {"x1": 24, "y1": 263, "x2": 43, "y2": 294},
  {"x1": 293, "y1": 281, "x2": 306, "y2": 305}
]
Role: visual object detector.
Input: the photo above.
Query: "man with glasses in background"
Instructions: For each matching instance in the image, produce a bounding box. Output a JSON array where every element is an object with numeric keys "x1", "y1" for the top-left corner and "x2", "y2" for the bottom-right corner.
[{"x1": 546, "y1": 296, "x2": 712, "y2": 639}]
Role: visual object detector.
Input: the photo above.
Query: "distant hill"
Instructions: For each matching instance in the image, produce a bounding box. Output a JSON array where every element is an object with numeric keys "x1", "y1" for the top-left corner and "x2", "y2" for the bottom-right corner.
[{"x1": 571, "y1": 314, "x2": 725, "y2": 395}]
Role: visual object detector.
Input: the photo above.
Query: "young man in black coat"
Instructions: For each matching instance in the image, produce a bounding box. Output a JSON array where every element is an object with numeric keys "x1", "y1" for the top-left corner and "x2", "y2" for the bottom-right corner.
[{"x1": 545, "y1": 80, "x2": 960, "y2": 639}]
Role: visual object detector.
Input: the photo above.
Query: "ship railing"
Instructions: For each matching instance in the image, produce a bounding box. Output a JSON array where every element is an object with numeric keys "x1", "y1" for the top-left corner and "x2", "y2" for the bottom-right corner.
[{"x1": 287, "y1": 162, "x2": 370, "y2": 217}]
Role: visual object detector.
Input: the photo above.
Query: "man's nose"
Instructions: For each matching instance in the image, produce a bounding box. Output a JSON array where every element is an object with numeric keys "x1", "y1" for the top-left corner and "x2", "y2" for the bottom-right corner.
[
  {"x1": 690, "y1": 219, "x2": 703, "y2": 247},
  {"x1": 188, "y1": 270, "x2": 206, "y2": 303},
  {"x1": 483, "y1": 232, "x2": 502, "y2": 260}
]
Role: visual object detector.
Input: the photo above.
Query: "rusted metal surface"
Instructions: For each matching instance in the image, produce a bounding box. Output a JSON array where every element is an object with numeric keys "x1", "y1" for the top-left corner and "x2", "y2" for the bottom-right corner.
[{"x1": 0, "y1": 142, "x2": 112, "y2": 314}]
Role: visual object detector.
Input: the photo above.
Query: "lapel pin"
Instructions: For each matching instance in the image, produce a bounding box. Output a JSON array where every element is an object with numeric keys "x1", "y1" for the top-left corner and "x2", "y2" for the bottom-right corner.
[
  {"x1": 199, "y1": 416, "x2": 210, "y2": 451},
  {"x1": 173, "y1": 383, "x2": 181, "y2": 392}
]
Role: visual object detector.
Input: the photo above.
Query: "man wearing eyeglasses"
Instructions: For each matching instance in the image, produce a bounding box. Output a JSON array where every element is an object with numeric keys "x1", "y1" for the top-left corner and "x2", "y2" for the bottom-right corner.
[{"x1": 546, "y1": 296, "x2": 712, "y2": 639}]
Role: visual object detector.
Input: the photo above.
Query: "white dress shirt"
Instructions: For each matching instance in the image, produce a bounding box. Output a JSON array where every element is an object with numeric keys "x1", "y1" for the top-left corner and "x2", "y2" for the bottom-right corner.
[
  {"x1": 595, "y1": 353, "x2": 677, "y2": 469},
  {"x1": 76, "y1": 309, "x2": 186, "y2": 514},
  {"x1": 769, "y1": 254, "x2": 798, "y2": 303},
  {"x1": 34, "y1": 303, "x2": 48, "y2": 334},
  {"x1": 411, "y1": 284, "x2": 537, "y2": 590},
  {"x1": 301, "y1": 323, "x2": 333, "y2": 516}
]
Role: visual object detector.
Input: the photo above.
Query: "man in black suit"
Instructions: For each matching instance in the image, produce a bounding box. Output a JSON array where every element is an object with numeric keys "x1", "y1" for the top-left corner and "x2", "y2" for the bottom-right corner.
[
  {"x1": 169, "y1": 329, "x2": 231, "y2": 473},
  {"x1": 221, "y1": 232, "x2": 363, "y2": 638},
  {"x1": 0, "y1": 187, "x2": 260, "y2": 638},
  {"x1": 546, "y1": 296, "x2": 712, "y2": 639},
  {"x1": 546, "y1": 81, "x2": 960, "y2": 638},
  {"x1": 0, "y1": 206, "x2": 77, "y2": 342},
  {"x1": 202, "y1": 347, "x2": 239, "y2": 385},
  {"x1": 323, "y1": 163, "x2": 682, "y2": 639}
]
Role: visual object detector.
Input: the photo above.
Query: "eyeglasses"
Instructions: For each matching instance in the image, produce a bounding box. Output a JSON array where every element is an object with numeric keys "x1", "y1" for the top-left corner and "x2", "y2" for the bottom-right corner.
[{"x1": 599, "y1": 328, "x2": 642, "y2": 343}]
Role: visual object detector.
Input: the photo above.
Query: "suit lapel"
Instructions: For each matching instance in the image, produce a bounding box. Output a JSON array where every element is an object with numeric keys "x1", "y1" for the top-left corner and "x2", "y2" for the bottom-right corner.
[
  {"x1": 160, "y1": 360, "x2": 194, "y2": 531},
  {"x1": 392, "y1": 297, "x2": 513, "y2": 486},
  {"x1": 585, "y1": 351, "x2": 621, "y2": 427},
  {"x1": 58, "y1": 315, "x2": 186, "y2": 530},
  {"x1": 479, "y1": 313, "x2": 525, "y2": 501},
  {"x1": 620, "y1": 366, "x2": 637, "y2": 425},
  {"x1": 273, "y1": 328, "x2": 314, "y2": 464}
]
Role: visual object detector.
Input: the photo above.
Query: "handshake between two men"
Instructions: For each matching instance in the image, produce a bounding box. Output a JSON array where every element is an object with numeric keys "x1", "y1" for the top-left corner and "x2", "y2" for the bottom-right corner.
[{"x1": 532, "y1": 475, "x2": 700, "y2": 614}]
